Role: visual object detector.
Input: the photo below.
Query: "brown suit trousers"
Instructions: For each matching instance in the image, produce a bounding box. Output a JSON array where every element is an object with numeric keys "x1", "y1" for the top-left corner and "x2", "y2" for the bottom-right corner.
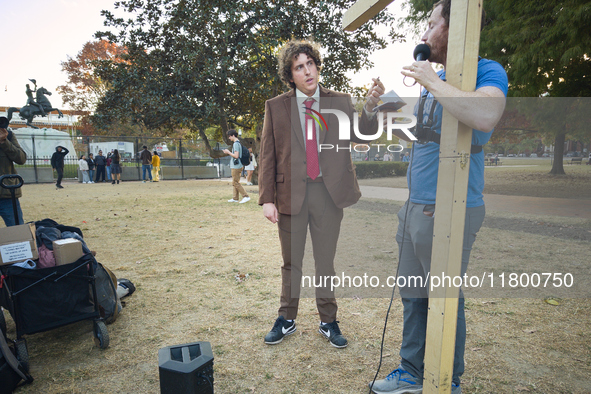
[{"x1": 278, "y1": 181, "x2": 343, "y2": 322}]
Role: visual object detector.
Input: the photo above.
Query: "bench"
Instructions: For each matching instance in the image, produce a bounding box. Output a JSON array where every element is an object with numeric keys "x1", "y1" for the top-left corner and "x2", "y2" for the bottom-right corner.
[{"x1": 569, "y1": 157, "x2": 583, "y2": 165}]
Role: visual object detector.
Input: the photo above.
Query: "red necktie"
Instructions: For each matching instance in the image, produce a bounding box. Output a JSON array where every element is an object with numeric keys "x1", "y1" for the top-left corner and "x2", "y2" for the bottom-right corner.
[{"x1": 304, "y1": 98, "x2": 320, "y2": 180}]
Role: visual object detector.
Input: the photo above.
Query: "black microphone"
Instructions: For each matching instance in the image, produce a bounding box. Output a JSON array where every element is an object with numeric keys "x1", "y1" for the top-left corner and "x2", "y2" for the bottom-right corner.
[{"x1": 413, "y1": 44, "x2": 431, "y2": 61}]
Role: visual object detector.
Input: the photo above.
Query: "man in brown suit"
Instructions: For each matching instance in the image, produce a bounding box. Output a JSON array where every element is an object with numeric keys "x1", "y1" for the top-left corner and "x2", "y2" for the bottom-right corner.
[{"x1": 258, "y1": 39, "x2": 385, "y2": 348}]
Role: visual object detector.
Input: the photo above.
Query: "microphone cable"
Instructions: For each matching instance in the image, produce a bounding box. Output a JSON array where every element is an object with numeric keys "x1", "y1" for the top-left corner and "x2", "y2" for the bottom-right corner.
[{"x1": 368, "y1": 83, "x2": 422, "y2": 394}]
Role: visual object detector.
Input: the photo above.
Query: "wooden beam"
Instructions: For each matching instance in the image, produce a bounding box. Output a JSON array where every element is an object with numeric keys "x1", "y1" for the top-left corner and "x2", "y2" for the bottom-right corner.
[
  {"x1": 423, "y1": 0, "x2": 483, "y2": 393},
  {"x1": 342, "y1": 0, "x2": 395, "y2": 31}
]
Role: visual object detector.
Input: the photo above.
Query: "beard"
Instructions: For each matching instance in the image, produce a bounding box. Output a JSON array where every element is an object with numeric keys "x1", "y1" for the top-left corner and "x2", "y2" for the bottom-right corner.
[{"x1": 428, "y1": 30, "x2": 449, "y2": 65}]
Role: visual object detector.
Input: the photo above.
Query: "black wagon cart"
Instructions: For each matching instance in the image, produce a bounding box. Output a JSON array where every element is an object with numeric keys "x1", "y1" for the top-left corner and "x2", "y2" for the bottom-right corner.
[{"x1": 0, "y1": 174, "x2": 109, "y2": 373}]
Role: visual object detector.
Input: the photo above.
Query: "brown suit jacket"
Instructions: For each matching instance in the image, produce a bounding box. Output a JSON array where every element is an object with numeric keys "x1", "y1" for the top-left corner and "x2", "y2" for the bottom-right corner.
[{"x1": 258, "y1": 85, "x2": 377, "y2": 216}]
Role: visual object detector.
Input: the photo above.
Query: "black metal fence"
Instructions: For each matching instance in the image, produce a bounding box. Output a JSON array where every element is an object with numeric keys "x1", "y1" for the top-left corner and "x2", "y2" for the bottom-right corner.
[{"x1": 13, "y1": 134, "x2": 231, "y2": 183}]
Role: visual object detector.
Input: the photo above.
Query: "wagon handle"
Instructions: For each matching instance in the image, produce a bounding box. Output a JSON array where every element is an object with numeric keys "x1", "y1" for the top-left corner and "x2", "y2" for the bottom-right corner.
[{"x1": 0, "y1": 174, "x2": 24, "y2": 225}]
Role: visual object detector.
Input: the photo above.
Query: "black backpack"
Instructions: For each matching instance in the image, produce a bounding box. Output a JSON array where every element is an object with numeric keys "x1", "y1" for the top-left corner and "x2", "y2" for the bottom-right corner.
[
  {"x1": 95, "y1": 263, "x2": 122, "y2": 325},
  {"x1": 0, "y1": 333, "x2": 33, "y2": 394},
  {"x1": 239, "y1": 144, "x2": 250, "y2": 166}
]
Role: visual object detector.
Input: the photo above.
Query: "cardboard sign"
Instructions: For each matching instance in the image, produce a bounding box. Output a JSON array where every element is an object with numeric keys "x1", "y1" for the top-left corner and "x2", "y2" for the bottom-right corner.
[
  {"x1": 0, "y1": 223, "x2": 38, "y2": 265},
  {"x1": 0, "y1": 241, "x2": 33, "y2": 264}
]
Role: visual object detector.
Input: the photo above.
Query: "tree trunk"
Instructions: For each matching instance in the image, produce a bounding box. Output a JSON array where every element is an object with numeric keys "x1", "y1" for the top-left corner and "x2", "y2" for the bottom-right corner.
[
  {"x1": 197, "y1": 127, "x2": 225, "y2": 159},
  {"x1": 219, "y1": 113, "x2": 231, "y2": 146},
  {"x1": 549, "y1": 133, "x2": 566, "y2": 175}
]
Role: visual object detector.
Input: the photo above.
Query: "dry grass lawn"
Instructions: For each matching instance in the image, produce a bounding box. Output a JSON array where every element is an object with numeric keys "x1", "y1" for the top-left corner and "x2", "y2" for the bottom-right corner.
[{"x1": 2, "y1": 160, "x2": 591, "y2": 393}]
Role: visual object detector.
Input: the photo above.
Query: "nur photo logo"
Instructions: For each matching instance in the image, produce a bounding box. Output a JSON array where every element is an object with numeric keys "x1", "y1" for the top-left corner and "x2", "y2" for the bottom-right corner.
[{"x1": 306, "y1": 108, "x2": 418, "y2": 152}]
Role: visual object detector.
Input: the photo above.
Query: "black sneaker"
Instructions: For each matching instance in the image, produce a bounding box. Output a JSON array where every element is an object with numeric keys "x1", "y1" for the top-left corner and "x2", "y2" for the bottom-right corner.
[
  {"x1": 264, "y1": 316, "x2": 296, "y2": 345},
  {"x1": 56, "y1": 185, "x2": 64, "y2": 189},
  {"x1": 319, "y1": 320, "x2": 348, "y2": 348}
]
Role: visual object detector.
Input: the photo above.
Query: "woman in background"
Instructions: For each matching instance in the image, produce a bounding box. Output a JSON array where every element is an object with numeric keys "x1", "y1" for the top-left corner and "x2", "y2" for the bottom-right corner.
[
  {"x1": 244, "y1": 147, "x2": 257, "y2": 185},
  {"x1": 110, "y1": 149, "x2": 122, "y2": 184},
  {"x1": 79, "y1": 155, "x2": 90, "y2": 184},
  {"x1": 106, "y1": 152, "x2": 112, "y2": 180}
]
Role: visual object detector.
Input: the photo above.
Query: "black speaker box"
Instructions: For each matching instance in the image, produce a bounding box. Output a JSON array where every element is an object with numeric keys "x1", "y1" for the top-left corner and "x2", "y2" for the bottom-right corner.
[{"x1": 158, "y1": 341, "x2": 214, "y2": 394}]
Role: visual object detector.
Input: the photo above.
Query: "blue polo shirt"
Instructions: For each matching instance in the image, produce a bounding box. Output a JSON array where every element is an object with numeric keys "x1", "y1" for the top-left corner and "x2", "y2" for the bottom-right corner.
[{"x1": 408, "y1": 59, "x2": 508, "y2": 208}]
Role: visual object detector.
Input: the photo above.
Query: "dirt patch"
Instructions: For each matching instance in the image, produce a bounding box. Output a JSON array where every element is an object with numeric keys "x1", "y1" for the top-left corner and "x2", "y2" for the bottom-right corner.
[
  {"x1": 1, "y1": 178, "x2": 590, "y2": 393},
  {"x1": 483, "y1": 216, "x2": 591, "y2": 241}
]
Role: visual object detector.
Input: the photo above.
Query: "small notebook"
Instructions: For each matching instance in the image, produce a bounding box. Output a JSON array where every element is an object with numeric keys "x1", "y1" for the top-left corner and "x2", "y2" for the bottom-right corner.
[{"x1": 373, "y1": 90, "x2": 407, "y2": 112}]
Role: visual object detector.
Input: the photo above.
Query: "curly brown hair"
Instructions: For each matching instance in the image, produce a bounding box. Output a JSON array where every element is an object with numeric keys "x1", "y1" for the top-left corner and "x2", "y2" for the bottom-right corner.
[{"x1": 277, "y1": 40, "x2": 323, "y2": 90}]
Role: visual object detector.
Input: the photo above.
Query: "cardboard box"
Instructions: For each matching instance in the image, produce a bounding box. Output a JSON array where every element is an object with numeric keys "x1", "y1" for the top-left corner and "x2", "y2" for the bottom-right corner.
[
  {"x1": 53, "y1": 238, "x2": 84, "y2": 266},
  {"x1": 0, "y1": 223, "x2": 39, "y2": 265}
]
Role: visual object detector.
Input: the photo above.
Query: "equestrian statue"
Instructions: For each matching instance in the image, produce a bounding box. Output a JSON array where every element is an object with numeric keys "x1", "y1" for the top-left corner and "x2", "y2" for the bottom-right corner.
[{"x1": 7, "y1": 79, "x2": 63, "y2": 129}]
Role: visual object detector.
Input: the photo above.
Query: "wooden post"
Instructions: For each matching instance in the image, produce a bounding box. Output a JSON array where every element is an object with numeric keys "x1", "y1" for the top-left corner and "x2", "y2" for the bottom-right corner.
[
  {"x1": 423, "y1": 0, "x2": 482, "y2": 393},
  {"x1": 342, "y1": 0, "x2": 395, "y2": 31}
]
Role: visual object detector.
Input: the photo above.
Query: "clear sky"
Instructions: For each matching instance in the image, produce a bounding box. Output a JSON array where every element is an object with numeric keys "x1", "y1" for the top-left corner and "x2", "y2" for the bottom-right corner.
[
  {"x1": 2, "y1": 0, "x2": 116, "y2": 109},
  {"x1": 1, "y1": 0, "x2": 422, "y2": 111}
]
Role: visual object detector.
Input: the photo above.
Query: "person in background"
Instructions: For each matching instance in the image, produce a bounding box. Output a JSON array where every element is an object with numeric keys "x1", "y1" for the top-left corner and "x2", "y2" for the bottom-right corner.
[
  {"x1": 51, "y1": 145, "x2": 69, "y2": 189},
  {"x1": 402, "y1": 152, "x2": 410, "y2": 162},
  {"x1": 106, "y1": 152, "x2": 112, "y2": 181},
  {"x1": 110, "y1": 149, "x2": 122, "y2": 184},
  {"x1": 140, "y1": 145, "x2": 153, "y2": 183},
  {"x1": 79, "y1": 154, "x2": 90, "y2": 183},
  {"x1": 86, "y1": 153, "x2": 95, "y2": 183},
  {"x1": 0, "y1": 119, "x2": 27, "y2": 226},
  {"x1": 245, "y1": 147, "x2": 257, "y2": 185},
  {"x1": 222, "y1": 129, "x2": 250, "y2": 203},
  {"x1": 151, "y1": 150, "x2": 160, "y2": 182},
  {"x1": 95, "y1": 150, "x2": 107, "y2": 182}
]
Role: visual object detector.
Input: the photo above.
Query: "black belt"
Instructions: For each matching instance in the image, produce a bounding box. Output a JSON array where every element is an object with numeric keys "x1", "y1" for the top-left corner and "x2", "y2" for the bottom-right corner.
[{"x1": 420, "y1": 130, "x2": 483, "y2": 154}]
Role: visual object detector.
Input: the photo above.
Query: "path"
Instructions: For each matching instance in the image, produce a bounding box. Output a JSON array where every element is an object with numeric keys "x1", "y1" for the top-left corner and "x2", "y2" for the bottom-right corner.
[{"x1": 359, "y1": 186, "x2": 591, "y2": 219}]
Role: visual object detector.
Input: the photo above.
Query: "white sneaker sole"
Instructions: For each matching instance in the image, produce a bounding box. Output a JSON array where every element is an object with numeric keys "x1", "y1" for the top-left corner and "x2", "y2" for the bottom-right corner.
[
  {"x1": 264, "y1": 325, "x2": 296, "y2": 345},
  {"x1": 370, "y1": 385, "x2": 422, "y2": 394}
]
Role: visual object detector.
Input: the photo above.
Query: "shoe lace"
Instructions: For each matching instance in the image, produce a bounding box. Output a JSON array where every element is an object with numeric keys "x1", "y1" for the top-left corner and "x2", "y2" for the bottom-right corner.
[
  {"x1": 385, "y1": 368, "x2": 402, "y2": 381},
  {"x1": 385, "y1": 368, "x2": 416, "y2": 384},
  {"x1": 323, "y1": 320, "x2": 342, "y2": 335},
  {"x1": 272, "y1": 319, "x2": 283, "y2": 331},
  {"x1": 272, "y1": 317, "x2": 289, "y2": 332}
]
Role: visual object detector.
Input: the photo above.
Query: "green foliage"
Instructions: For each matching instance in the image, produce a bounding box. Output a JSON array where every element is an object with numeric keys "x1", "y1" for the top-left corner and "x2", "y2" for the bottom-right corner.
[
  {"x1": 354, "y1": 161, "x2": 408, "y2": 179},
  {"x1": 403, "y1": 0, "x2": 591, "y2": 174},
  {"x1": 92, "y1": 0, "x2": 399, "y2": 151},
  {"x1": 480, "y1": 1, "x2": 591, "y2": 172},
  {"x1": 480, "y1": 0, "x2": 591, "y2": 98},
  {"x1": 404, "y1": 0, "x2": 591, "y2": 98}
]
